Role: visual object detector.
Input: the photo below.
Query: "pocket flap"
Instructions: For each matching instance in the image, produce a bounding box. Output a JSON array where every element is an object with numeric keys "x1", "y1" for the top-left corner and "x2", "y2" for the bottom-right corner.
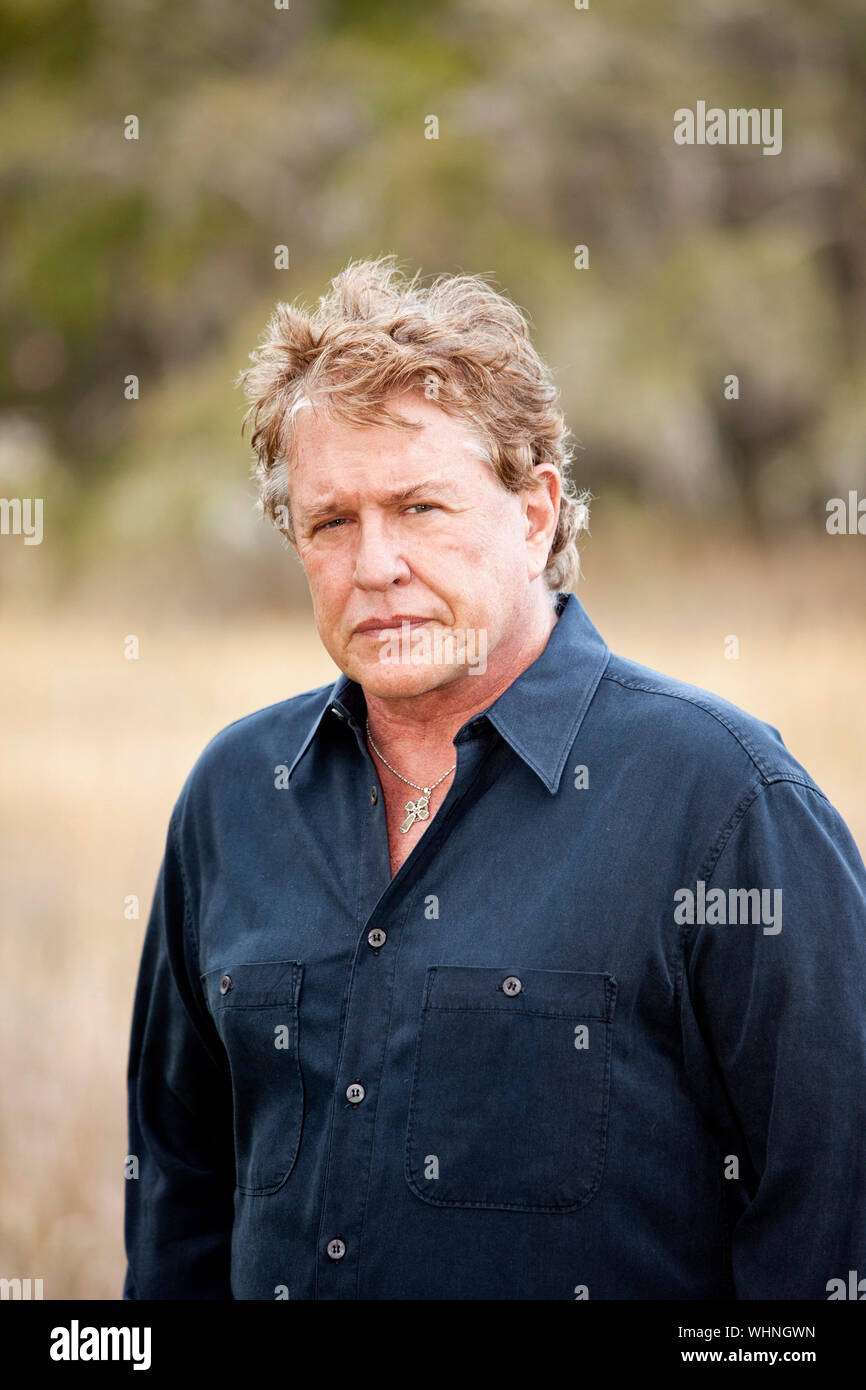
[
  {"x1": 424, "y1": 965, "x2": 614, "y2": 1019},
  {"x1": 200, "y1": 959, "x2": 303, "y2": 1012}
]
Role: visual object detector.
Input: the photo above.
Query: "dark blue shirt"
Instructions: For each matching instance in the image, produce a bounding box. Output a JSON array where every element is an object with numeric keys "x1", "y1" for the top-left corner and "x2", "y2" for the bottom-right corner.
[{"x1": 124, "y1": 591, "x2": 866, "y2": 1299}]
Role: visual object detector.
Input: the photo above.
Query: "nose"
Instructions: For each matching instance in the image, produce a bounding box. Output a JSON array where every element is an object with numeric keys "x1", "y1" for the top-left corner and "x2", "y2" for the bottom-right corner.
[{"x1": 353, "y1": 512, "x2": 412, "y2": 589}]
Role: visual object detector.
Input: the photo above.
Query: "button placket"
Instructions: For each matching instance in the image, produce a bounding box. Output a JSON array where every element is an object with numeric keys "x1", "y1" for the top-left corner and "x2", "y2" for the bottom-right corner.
[
  {"x1": 316, "y1": 732, "x2": 494, "y2": 1297},
  {"x1": 316, "y1": 894, "x2": 401, "y2": 1295}
]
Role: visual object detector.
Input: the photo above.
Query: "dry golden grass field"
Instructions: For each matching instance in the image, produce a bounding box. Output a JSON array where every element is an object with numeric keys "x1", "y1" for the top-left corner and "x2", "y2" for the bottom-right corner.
[{"x1": 1, "y1": 519, "x2": 864, "y2": 1298}]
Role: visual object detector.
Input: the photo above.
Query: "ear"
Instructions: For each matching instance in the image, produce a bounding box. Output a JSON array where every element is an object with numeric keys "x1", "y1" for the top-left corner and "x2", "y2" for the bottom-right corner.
[{"x1": 522, "y1": 466, "x2": 561, "y2": 579}]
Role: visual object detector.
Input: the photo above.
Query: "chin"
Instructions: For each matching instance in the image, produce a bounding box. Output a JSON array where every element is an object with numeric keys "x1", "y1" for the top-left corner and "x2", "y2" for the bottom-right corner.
[{"x1": 352, "y1": 661, "x2": 461, "y2": 698}]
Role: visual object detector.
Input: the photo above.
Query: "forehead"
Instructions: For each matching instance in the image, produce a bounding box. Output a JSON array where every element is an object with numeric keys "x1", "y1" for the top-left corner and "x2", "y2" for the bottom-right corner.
[{"x1": 288, "y1": 392, "x2": 488, "y2": 502}]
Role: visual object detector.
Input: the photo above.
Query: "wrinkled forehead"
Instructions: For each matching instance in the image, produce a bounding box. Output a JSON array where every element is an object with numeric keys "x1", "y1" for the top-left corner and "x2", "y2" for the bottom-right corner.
[{"x1": 285, "y1": 391, "x2": 493, "y2": 501}]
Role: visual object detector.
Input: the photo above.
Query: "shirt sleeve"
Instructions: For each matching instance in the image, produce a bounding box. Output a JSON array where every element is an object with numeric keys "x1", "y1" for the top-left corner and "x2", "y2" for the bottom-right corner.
[
  {"x1": 123, "y1": 808, "x2": 236, "y2": 1299},
  {"x1": 680, "y1": 777, "x2": 866, "y2": 1299}
]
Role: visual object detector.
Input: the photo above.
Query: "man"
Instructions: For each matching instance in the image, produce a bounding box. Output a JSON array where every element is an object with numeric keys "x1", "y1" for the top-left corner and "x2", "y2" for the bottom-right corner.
[{"x1": 124, "y1": 257, "x2": 866, "y2": 1300}]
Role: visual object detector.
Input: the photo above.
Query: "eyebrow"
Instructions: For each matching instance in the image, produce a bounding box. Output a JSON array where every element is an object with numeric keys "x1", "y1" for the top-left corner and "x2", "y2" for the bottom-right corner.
[{"x1": 300, "y1": 479, "x2": 461, "y2": 527}]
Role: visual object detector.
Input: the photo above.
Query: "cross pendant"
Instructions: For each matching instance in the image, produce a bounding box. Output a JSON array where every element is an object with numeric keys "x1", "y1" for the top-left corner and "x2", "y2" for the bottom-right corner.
[{"x1": 400, "y1": 792, "x2": 431, "y2": 833}]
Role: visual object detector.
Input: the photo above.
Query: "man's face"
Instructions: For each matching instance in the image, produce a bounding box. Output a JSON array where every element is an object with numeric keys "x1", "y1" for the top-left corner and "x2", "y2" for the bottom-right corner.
[{"x1": 288, "y1": 390, "x2": 554, "y2": 698}]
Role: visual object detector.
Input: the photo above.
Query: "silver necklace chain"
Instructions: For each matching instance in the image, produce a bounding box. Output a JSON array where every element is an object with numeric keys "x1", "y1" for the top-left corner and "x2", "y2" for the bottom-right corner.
[
  {"x1": 365, "y1": 717, "x2": 456, "y2": 792},
  {"x1": 365, "y1": 717, "x2": 457, "y2": 833}
]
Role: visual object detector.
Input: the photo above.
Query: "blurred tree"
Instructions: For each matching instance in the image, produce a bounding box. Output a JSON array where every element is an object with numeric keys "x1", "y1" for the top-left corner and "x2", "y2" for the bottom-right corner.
[{"x1": 0, "y1": 0, "x2": 864, "y2": 582}]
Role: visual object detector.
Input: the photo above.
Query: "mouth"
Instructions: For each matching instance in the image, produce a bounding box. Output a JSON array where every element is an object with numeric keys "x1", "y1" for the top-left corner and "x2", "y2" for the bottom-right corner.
[{"x1": 353, "y1": 617, "x2": 433, "y2": 637}]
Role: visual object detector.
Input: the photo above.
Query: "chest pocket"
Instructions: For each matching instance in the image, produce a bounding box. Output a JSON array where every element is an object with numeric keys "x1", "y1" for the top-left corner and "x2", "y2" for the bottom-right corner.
[
  {"x1": 406, "y1": 965, "x2": 616, "y2": 1212},
  {"x1": 201, "y1": 960, "x2": 304, "y2": 1195}
]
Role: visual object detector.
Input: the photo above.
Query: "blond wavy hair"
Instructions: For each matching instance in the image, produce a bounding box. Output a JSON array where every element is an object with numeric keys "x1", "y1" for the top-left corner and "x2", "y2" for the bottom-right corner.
[{"x1": 238, "y1": 256, "x2": 588, "y2": 592}]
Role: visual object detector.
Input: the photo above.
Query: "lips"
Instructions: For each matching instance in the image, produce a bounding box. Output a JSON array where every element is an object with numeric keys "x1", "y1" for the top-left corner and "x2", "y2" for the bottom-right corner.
[{"x1": 353, "y1": 616, "x2": 432, "y2": 634}]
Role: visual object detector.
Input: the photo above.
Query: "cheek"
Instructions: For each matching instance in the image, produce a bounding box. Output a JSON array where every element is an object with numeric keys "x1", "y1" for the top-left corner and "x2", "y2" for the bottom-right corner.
[
  {"x1": 433, "y1": 511, "x2": 519, "y2": 575},
  {"x1": 299, "y1": 545, "x2": 346, "y2": 595},
  {"x1": 426, "y1": 515, "x2": 497, "y2": 566},
  {"x1": 296, "y1": 553, "x2": 344, "y2": 631}
]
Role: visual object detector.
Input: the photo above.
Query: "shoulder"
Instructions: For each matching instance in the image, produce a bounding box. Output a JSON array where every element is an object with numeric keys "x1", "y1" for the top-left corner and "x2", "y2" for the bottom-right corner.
[
  {"x1": 595, "y1": 652, "x2": 821, "y2": 794},
  {"x1": 174, "y1": 682, "x2": 334, "y2": 809}
]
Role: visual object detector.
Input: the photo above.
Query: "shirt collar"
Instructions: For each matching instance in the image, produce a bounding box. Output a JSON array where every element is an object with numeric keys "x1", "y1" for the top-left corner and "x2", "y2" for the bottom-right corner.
[{"x1": 285, "y1": 591, "x2": 611, "y2": 795}]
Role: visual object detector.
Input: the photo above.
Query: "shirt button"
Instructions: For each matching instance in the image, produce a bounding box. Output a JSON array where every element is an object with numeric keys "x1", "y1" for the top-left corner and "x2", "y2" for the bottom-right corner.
[
  {"x1": 368, "y1": 928, "x2": 387, "y2": 949},
  {"x1": 219, "y1": 974, "x2": 233, "y2": 995},
  {"x1": 370, "y1": 785, "x2": 379, "y2": 805},
  {"x1": 346, "y1": 1083, "x2": 365, "y2": 1105},
  {"x1": 502, "y1": 975, "x2": 523, "y2": 996},
  {"x1": 327, "y1": 1238, "x2": 346, "y2": 1261}
]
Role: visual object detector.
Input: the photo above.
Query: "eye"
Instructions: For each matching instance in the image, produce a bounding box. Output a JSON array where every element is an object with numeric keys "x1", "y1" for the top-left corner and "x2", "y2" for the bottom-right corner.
[{"x1": 313, "y1": 503, "x2": 436, "y2": 534}]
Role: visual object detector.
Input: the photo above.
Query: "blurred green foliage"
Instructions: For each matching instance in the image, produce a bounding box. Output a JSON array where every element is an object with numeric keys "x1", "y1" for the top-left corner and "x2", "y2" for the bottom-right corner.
[{"x1": 1, "y1": 0, "x2": 865, "y2": 603}]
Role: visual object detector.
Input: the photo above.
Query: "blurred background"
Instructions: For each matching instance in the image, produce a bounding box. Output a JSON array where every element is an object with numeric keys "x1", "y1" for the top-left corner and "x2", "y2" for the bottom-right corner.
[{"x1": 1, "y1": 0, "x2": 864, "y2": 1298}]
